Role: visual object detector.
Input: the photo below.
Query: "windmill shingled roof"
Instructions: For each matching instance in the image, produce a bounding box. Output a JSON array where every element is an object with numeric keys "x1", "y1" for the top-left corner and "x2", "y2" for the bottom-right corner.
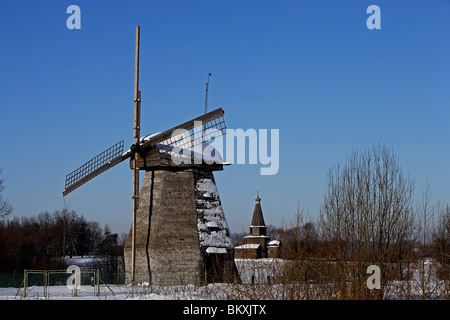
[{"x1": 251, "y1": 195, "x2": 266, "y2": 226}]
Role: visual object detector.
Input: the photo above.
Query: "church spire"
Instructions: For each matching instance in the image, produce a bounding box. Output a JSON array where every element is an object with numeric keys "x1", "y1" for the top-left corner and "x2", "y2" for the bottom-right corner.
[{"x1": 251, "y1": 192, "x2": 265, "y2": 227}]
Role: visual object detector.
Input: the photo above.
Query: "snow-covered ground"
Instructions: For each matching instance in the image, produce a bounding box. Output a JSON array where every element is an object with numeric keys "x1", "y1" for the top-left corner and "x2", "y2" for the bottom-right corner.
[
  {"x1": 0, "y1": 258, "x2": 282, "y2": 300},
  {"x1": 0, "y1": 283, "x2": 223, "y2": 300},
  {"x1": 1, "y1": 258, "x2": 448, "y2": 300}
]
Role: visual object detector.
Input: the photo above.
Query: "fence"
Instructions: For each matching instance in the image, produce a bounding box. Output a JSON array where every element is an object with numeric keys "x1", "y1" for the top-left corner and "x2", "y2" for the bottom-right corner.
[
  {"x1": 15, "y1": 268, "x2": 100, "y2": 298},
  {"x1": 0, "y1": 268, "x2": 121, "y2": 298},
  {"x1": 0, "y1": 270, "x2": 124, "y2": 288}
]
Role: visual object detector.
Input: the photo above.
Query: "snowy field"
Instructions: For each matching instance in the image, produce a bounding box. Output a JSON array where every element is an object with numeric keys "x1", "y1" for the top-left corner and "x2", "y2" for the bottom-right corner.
[
  {"x1": 0, "y1": 258, "x2": 448, "y2": 300},
  {"x1": 3, "y1": 280, "x2": 448, "y2": 300},
  {"x1": 0, "y1": 258, "x2": 282, "y2": 300},
  {"x1": 0, "y1": 283, "x2": 224, "y2": 300}
]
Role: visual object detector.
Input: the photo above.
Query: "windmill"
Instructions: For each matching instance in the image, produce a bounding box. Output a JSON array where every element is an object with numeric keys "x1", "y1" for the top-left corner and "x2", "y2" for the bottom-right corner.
[{"x1": 62, "y1": 26, "x2": 239, "y2": 285}]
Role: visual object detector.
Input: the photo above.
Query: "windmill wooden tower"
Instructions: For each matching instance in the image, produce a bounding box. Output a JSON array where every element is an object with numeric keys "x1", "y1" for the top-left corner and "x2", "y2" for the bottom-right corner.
[{"x1": 62, "y1": 26, "x2": 239, "y2": 285}]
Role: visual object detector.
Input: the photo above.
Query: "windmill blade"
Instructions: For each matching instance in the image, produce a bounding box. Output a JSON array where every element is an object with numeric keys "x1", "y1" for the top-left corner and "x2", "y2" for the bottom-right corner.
[
  {"x1": 63, "y1": 140, "x2": 130, "y2": 196},
  {"x1": 139, "y1": 107, "x2": 226, "y2": 153}
]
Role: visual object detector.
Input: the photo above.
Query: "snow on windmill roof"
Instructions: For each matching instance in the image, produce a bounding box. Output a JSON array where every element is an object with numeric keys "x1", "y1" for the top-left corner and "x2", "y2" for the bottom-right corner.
[
  {"x1": 206, "y1": 247, "x2": 228, "y2": 254},
  {"x1": 196, "y1": 177, "x2": 234, "y2": 250},
  {"x1": 138, "y1": 132, "x2": 225, "y2": 165},
  {"x1": 140, "y1": 132, "x2": 161, "y2": 142}
]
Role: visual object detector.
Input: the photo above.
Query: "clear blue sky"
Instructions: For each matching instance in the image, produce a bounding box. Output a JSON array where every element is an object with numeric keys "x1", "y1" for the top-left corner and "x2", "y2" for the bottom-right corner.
[{"x1": 0, "y1": 0, "x2": 449, "y2": 236}]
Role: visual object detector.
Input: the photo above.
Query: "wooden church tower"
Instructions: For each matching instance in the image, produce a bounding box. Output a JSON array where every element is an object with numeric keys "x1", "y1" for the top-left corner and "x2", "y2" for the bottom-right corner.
[
  {"x1": 247, "y1": 194, "x2": 270, "y2": 250},
  {"x1": 235, "y1": 194, "x2": 281, "y2": 259}
]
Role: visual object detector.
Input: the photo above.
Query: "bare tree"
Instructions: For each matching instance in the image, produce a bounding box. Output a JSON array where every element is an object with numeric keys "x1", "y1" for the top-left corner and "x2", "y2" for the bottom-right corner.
[
  {"x1": 432, "y1": 201, "x2": 450, "y2": 287},
  {"x1": 319, "y1": 144, "x2": 416, "y2": 298},
  {"x1": 0, "y1": 169, "x2": 13, "y2": 219}
]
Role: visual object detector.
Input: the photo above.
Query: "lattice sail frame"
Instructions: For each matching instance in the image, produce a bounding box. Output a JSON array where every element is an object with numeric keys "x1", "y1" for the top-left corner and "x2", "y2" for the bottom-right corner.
[
  {"x1": 63, "y1": 140, "x2": 125, "y2": 196},
  {"x1": 155, "y1": 115, "x2": 226, "y2": 153},
  {"x1": 139, "y1": 108, "x2": 226, "y2": 153}
]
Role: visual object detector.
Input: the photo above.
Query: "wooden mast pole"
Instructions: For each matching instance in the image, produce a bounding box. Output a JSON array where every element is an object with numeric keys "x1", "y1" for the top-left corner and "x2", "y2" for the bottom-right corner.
[{"x1": 131, "y1": 25, "x2": 141, "y2": 283}]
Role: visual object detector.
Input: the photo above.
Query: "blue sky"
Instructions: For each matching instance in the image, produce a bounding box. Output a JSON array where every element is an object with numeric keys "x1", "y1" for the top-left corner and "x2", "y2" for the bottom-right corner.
[{"x1": 0, "y1": 0, "x2": 449, "y2": 236}]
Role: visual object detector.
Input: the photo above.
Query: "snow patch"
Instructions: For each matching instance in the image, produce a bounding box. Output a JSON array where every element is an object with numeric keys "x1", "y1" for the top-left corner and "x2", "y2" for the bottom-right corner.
[
  {"x1": 206, "y1": 247, "x2": 228, "y2": 254},
  {"x1": 267, "y1": 240, "x2": 281, "y2": 246},
  {"x1": 196, "y1": 178, "x2": 233, "y2": 251},
  {"x1": 235, "y1": 244, "x2": 261, "y2": 249}
]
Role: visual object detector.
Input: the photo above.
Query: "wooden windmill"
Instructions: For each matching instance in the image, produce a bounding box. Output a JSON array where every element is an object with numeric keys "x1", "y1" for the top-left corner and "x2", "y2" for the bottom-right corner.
[{"x1": 62, "y1": 26, "x2": 239, "y2": 285}]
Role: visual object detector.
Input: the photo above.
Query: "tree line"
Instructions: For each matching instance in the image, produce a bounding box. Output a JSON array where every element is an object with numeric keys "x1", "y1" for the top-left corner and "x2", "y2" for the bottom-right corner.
[{"x1": 0, "y1": 208, "x2": 124, "y2": 272}]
